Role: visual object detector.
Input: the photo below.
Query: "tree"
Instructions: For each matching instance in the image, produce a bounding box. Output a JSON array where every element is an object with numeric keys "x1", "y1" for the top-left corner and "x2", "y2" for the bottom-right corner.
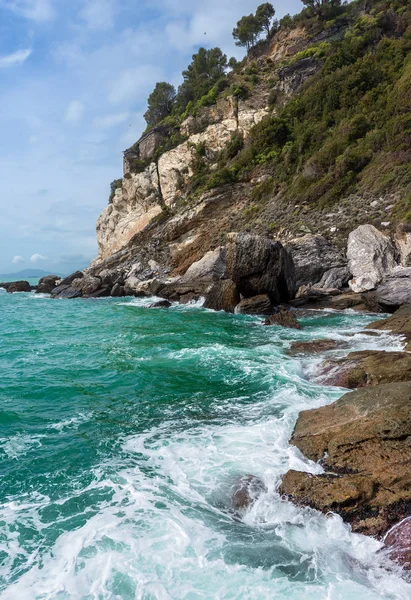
[
  {"x1": 176, "y1": 47, "x2": 228, "y2": 110},
  {"x1": 144, "y1": 82, "x2": 176, "y2": 128},
  {"x1": 232, "y1": 14, "x2": 261, "y2": 51},
  {"x1": 301, "y1": 0, "x2": 341, "y2": 17},
  {"x1": 256, "y1": 3, "x2": 276, "y2": 37}
]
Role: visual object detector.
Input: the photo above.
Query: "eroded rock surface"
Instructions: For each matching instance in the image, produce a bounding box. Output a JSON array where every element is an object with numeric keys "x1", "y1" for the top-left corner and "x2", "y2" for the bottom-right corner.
[
  {"x1": 235, "y1": 295, "x2": 274, "y2": 316},
  {"x1": 203, "y1": 280, "x2": 240, "y2": 313},
  {"x1": 264, "y1": 308, "x2": 301, "y2": 329},
  {"x1": 280, "y1": 382, "x2": 411, "y2": 537}
]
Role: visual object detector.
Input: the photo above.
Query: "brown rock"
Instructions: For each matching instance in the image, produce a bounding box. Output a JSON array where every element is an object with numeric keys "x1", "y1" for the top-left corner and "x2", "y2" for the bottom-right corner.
[
  {"x1": 288, "y1": 339, "x2": 344, "y2": 356},
  {"x1": 203, "y1": 280, "x2": 240, "y2": 313},
  {"x1": 265, "y1": 308, "x2": 301, "y2": 329},
  {"x1": 280, "y1": 382, "x2": 411, "y2": 537},
  {"x1": 230, "y1": 475, "x2": 267, "y2": 512},
  {"x1": 235, "y1": 294, "x2": 274, "y2": 316},
  {"x1": 366, "y1": 304, "x2": 411, "y2": 350},
  {"x1": 317, "y1": 350, "x2": 411, "y2": 388},
  {"x1": 384, "y1": 517, "x2": 411, "y2": 570},
  {"x1": 6, "y1": 280, "x2": 31, "y2": 293},
  {"x1": 290, "y1": 291, "x2": 367, "y2": 311}
]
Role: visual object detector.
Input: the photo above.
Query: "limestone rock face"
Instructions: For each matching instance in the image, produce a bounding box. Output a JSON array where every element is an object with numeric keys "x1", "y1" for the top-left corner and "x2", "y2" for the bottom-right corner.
[
  {"x1": 203, "y1": 280, "x2": 240, "y2": 313},
  {"x1": 226, "y1": 232, "x2": 296, "y2": 304},
  {"x1": 280, "y1": 382, "x2": 411, "y2": 537},
  {"x1": 285, "y1": 234, "x2": 346, "y2": 289},
  {"x1": 347, "y1": 225, "x2": 396, "y2": 293}
]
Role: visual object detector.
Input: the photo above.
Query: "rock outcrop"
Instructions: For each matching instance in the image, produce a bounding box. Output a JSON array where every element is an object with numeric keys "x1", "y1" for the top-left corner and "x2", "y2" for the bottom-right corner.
[
  {"x1": 6, "y1": 281, "x2": 31, "y2": 293},
  {"x1": 235, "y1": 294, "x2": 274, "y2": 315},
  {"x1": 347, "y1": 225, "x2": 396, "y2": 293},
  {"x1": 264, "y1": 307, "x2": 301, "y2": 329},
  {"x1": 36, "y1": 275, "x2": 59, "y2": 294},
  {"x1": 203, "y1": 280, "x2": 240, "y2": 313},
  {"x1": 226, "y1": 232, "x2": 295, "y2": 304},
  {"x1": 280, "y1": 382, "x2": 411, "y2": 537}
]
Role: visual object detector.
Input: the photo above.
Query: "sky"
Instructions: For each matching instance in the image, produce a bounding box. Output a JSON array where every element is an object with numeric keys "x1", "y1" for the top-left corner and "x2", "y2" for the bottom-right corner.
[{"x1": 0, "y1": 0, "x2": 301, "y2": 275}]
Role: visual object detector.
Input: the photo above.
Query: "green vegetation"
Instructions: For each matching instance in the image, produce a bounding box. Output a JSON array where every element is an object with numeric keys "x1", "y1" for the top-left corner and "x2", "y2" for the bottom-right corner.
[
  {"x1": 144, "y1": 82, "x2": 176, "y2": 128},
  {"x1": 232, "y1": 3, "x2": 276, "y2": 51},
  {"x1": 108, "y1": 179, "x2": 123, "y2": 204}
]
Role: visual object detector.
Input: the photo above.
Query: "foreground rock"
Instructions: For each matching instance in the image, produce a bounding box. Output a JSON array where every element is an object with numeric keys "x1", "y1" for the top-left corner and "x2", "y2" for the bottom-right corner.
[
  {"x1": 280, "y1": 382, "x2": 411, "y2": 537},
  {"x1": 265, "y1": 308, "x2": 301, "y2": 329},
  {"x1": 290, "y1": 291, "x2": 368, "y2": 312},
  {"x1": 36, "y1": 275, "x2": 59, "y2": 294},
  {"x1": 203, "y1": 280, "x2": 240, "y2": 313},
  {"x1": 148, "y1": 300, "x2": 172, "y2": 309},
  {"x1": 366, "y1": 304, "x2": 411, "y2": 349},
  {"x1": 384, "y1": 518, "x2": 411, "y2": 570},
  {"x1": 226, "y1": 232, "x2": 295, "y2": 304},
  {"x1": 6, "y1": 281, "x2": 31, "y2": 293},
  {"x1": 347, "y1": 225, "x2": 396, "y2": 293},
  {"x1": 288, "y1": 339, "x2": 344, "y2": 356},
  {"x1": 316, "y1": 350, "x2": 411, "y2": 388},
  {"x1": 285, "y1": 234, "x2": 347, "y2": 289},
  {"x1": 235, "y1": 295, "x2": 273, "y2": 316},
  {"x1": 362, "y1": 269, "x2": 411, "y2": 313}
]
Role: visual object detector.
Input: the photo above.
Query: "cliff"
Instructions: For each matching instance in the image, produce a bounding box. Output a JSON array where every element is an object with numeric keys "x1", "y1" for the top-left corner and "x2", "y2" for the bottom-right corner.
[{"x1": 92, "y1": 1, "x2": 411, "y2": 280}]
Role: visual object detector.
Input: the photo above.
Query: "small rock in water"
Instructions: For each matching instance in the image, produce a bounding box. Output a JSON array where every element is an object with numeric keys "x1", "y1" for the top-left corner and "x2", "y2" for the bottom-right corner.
[
  {"x1": 230, "y1": 475, "x2": 267, "y2": 513},
  {"x1": 384, "y1": 517, "x2": 411, "y2": 571},
  {"x1": 288, "y1": 339, "x2": 343, "y2": 356},
  {"x1": 265, "y1": 308, "x2": 302, "y2": 329},
  {"x1": 149, "y1": 300, "x2": 172, "y2": 309},
  {"x1": 6, "y1": 280, "x2": 31, "y2": 293}
]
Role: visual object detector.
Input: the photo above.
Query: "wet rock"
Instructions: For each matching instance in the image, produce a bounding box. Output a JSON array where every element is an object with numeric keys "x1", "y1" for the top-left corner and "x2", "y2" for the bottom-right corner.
[
  {"x1": 6, "y1": 280, "x2": 31, "y2": 293},
  {"x1": 384, "y1": 517, "x2": 411, "y2": 570},
  {"x1": 235, "y1": 295, "x2": 274, "y2": 316},
  {"x1": 226, "y1": 232, "x2": 295, "y2": 304},
  {"x1": 290, "y1": 291, "x2": 367, "y2": 311},
  {"x1": 288, "y1": 339, "x2": 344, "y2": 356},
  {"x1": 36, "y1": 275, "x2": 59, "y2": 294},
  {"x1": 179, "y1": 293, "x2": 200, "y2": 304},
  {"x1": 264, "y1": 308, "x2": 301, "y2": 329},
  {"x1": 149, "y1": 300, "x2": 172, "y2": 309},
  {"x1": 110, "y1": 283, "x2": 125, "y2": 297},
  {"x1": 181, "y1": 247, "x2": 226, "y2": 284},
  {"x1": 51, "y1": 285, "x2": 82, "y2": 299},
  {"x1": 366, "y1": 304, "x2": 411, "y2": 349},
  {"x1": 86, "y1": 286, "x2": 111, "y2": 298},
  {"x1": 203, "y1": 280, "x2": 240, "y2": 313},
  {"x1": 316, "y1": 350, "x2": 411, "y2": 389},
  {"x1": 285, "y1": 234, "x2": 347, "y2": 289},
  {"x1": 280, "y1": 382, "x2": 411, "y2": 537},
  {"x1": 230, "y1": 475, "x2": 267, "y2": 512},
  {"x1": 347, "y1": 225, "x2": 396, "y2": 293},
  {"x1": 124, "y1": 277, "x2": 163, "y2": 297}
]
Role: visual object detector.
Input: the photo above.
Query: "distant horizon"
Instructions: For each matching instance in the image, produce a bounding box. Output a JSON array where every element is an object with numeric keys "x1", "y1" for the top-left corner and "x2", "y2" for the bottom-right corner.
[{"x1": 0, "y1": 268, "x2": 67, "y2": 279}]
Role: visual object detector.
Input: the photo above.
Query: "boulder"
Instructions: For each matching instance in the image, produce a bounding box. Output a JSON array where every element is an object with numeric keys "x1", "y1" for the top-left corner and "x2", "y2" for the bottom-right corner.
[
  {"x1": 181, "y1": 247, "x2": 226, "y2": 283},
  {"x1": 347, "y1": 225, "x2": 396, "y2": 293},
  {"x1": 72, "y1": 275, "x2": 101, "y2": 296},
  {"x1": 36, "y1": 275, "x2": 59, "y2": 294},
  {"x1": 226, "y1": 232, "x2": 295, "y2": 304},
  {"x1": 316, "y1": 266, "x2": 351, "y2": 290},
  {"x1": 288, "y1": 339, "x2": 344, "y2": 356},
  {"x1": 363, "y1": 273, "x2": 411, "y2": 313},
  {"x1": 264, "y1": 308, "x2": 302, "y2": 329},
  {"x1": 316, "y1": 350, "x2": 411, "y2": 388},
  {"x1": 290, "y1": 291, "x2": 367, "y2": 311},
  {"x1": 285, "y1": 234, "x2": 347, "y2": 289},
  {"x1": 366, "y1": 304, "x2": 411, "y2": 349},
  {"x1": 124, "y1": 277, "x2": 163, "y2": 297},
  {"x1": 203, "y1": 280, "x2": 240, "y2": 313},
  {"x1": 149, "y1": 300, "x2": 172, "y2": 309},
  {"x1": 235, "y1": 295, "x2": 274, "y2": 316},
  {"x1": 60, "y1": 271, "x2": 84, "y2": 287},
  {"x1": 6, "y1": 280, "x2": 31, "y2": 293},
  {"x1": 280, "y1": 382, "x2": 411, "y2": 537},
  {"x1": 230, "y1": 475, "x2": 267, "y2": 513},
  {"x1": 86, "y1": 286, "x2": 111, "y2": 298},
  {"x1": 98, "y1": 269, "x2": 124, "y2": 287},
  {"x1": 384, "y1": 517, "x2": 411, "y2": 570}
]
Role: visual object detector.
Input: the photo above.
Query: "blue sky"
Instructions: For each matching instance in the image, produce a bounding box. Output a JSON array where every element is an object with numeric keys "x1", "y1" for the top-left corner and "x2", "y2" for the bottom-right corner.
[{"x1": 0, "y1": 0, "x2": 301, "y2": 275}]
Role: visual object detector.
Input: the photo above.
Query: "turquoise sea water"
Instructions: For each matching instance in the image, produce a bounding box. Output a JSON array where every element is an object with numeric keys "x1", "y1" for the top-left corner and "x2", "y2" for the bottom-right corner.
[{"x1": 0, "y1": 288, "x2": 410, "y2": 599}]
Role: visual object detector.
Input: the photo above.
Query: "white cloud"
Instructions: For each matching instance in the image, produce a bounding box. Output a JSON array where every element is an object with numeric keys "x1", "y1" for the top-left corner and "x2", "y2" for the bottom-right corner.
[
  {"x1": 0, "y1": 48, "x2": 32, "y2": 68},
  {"x1": 80, "y1": 0, "x2": 115, "y2": 32},
  {"x1": 0, "y1": 0, "x2": 54, "y2": 21},
  {"x1": 65, "y1": 101, "x2": 84, "y2": 124},
  {"x1": 12, "y1": 255, "x2": 25, "y2": 264},
  {"x1": 93, "y1": 112, "x2": 129, "y2": 129},
  {"x1": 30, "y1": 253, "x2": 47, "y2": 263}
]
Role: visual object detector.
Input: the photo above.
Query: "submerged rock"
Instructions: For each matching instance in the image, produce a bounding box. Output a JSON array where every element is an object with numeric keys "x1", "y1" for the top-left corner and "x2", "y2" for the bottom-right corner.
[
  {"x1": 264, "y1": 308, "x2": 301, "y2": 329},
  {"x1": 203, "y1": 279, "x2": 240, "y2": 313},
  {"x1": 316, "y1": 350, "x2": 411, "y2": 388},
  {"x1": 384, "y1": 517, "x2": 411, "y2": 570},
  {"x1": 288, "y1": 339, "x2": 344, "y2": 356},
  {"x1": 226, "y1": 232, "x2": 295, "y2": 304},
  {"x1": 230, "y1": 475, "x2": 267, "y2": 513},
  {"x1": 149, "y1": 300, "x2": 172, "y2": 309},
  {"x1": 235, "y1": 294, "x2": 274, "y2": 316},
  {"x1": 280, "y1": 382, "x2": 411, "y2": 537},
  {"x1": 347, "y1": 225, "x2": 396, "y2": 293}
]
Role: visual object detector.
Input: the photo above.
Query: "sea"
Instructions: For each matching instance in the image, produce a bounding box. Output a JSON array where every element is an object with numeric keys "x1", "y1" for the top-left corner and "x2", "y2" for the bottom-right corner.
[{"x1": 0, "y1": 286, "x2": 410, "y2": 599}]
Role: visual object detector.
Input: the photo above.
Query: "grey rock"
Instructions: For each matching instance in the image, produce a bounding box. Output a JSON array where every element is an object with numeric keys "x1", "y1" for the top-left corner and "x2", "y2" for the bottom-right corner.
[
  {"x1": 6, "y1": 280, "x2": 31, "y2": 293},
  {"x1": 235, "y1": 295, "x2": 274, "y2": 316},
  {"x1": 51, "y1": 285, "x2": 82, "y2": 299},
  {"x1": 347, "y1": 225, "x2": 396, "y2": 293},
  {"x1": 226, "y1": 232, "x2": 295, "y2": 304},
  {"x1": 317, "y1": 266, "x2": 351, "y2": 290},
  {"x1": 182, "y1": 247, "x2": 226, "y2": 284},
  {"x1": 111, "y1": 283, "x2": 125, "y2": 297},
  {"x1": 72, "y1": 275, "x2": 101, "y2": 296},
  {"x1": 60, "y1": 271, "x2": 84, "y2": 287},
  {"x1": 149, "y1": 300, "x2": 172, "y2": 309},
  {"x1": 285, "y1": 234, "x2": 346, "y2": 289},
  {"x1": 364, "y1": 278, "x2": 411, "y2": 312}
]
